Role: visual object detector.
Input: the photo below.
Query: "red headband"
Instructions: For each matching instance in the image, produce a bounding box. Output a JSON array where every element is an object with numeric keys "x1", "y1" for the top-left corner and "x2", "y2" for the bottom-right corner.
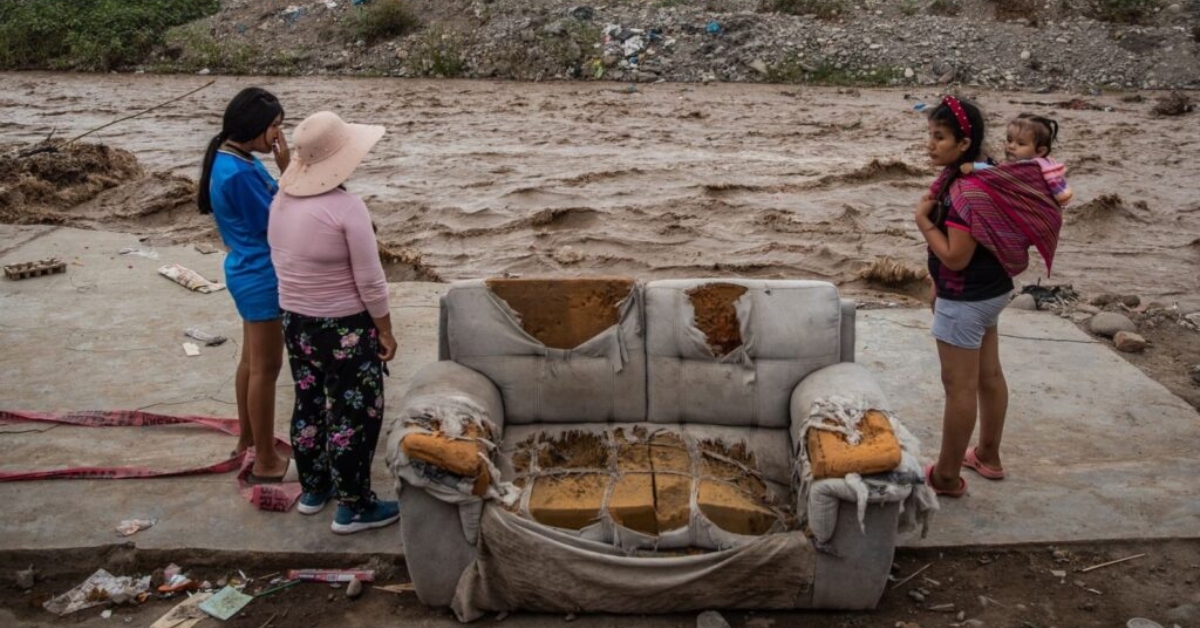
[{"x1": 942, "y1": 96, "x2": 972, "y2": 139}]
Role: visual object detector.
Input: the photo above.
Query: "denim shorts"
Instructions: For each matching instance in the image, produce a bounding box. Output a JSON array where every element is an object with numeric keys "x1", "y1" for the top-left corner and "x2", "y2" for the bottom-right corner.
[{"x1": 932, "y1": 292, "x2": 1011, "y2": 349}]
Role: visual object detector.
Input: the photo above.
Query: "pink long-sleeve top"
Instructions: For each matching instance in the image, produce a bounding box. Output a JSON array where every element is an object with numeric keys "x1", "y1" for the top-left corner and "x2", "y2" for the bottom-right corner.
[{"x1": 268, "y1": 188, "x2": 390, "y2": 319}]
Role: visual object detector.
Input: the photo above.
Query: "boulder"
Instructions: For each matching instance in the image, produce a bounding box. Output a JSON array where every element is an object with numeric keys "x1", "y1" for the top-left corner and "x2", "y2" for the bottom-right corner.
[
  {"x1": 1089, "y1": 312, "x2": 1136, "y2": 337},
  {"x1": 1113, "y1": 331, "x2": 1147, "y2": 353}
]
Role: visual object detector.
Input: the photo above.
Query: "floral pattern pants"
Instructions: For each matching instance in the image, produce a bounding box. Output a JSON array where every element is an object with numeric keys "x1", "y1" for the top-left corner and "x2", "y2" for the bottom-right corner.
[{"x1": 282, "y1": 310, "x2": 384, "y2": 511}]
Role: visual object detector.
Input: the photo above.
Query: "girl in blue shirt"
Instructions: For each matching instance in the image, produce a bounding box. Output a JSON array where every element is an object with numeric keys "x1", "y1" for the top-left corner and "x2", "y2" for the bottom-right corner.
[{"x1": 199, "y1": 87, "x2": 295, "y2": 483}]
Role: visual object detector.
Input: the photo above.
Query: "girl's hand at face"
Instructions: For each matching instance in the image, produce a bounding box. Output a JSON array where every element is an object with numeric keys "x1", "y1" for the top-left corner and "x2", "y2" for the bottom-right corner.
[{"x1": 271, "y1": 127, "x2": 290, "y2": 172}]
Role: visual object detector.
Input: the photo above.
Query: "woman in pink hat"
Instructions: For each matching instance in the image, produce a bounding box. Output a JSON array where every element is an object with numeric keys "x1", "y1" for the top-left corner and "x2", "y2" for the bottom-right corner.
[{"x1": 268, "y1": 111, "x2": 399, "y2": 534}]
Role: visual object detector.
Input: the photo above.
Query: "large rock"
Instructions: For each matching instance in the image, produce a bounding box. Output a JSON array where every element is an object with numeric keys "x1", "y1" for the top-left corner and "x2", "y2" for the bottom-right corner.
[
  {"x1": 1089, "y1": 312, "x2": 1136, "y2": 338},
  {"x1": 1113, "y1": 331, "x2": 1147, "y2": 353},
  {"x1": 1008, "y1": 294, "x2": 1038, "y2": 310}
]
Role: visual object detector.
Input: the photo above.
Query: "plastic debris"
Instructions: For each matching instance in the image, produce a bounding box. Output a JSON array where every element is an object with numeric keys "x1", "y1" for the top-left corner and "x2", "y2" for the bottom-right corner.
[
  {"x1": 706, "y1": 21, "x2": 721, "y2": 35},
  {"x1": 115, "y1": 518, "x2": 157, "y2": 537},
  {"x1": 286, "y1": 569, "x2": 375, "y2": 583},
  {"x1": 43, "y1": 569, "x2": 151, "y2": 615},
  {"x1": 118, "y1": 247, "x2": 159, "y2": 260},
  {"x1": 158, "y1": 264, "x2": 226, "y2": 294},
  {"x1": 183, "y1": 342, "x2": 201, "y2": 357},
  {"x1": 198, "y1": 586, "x2": 254, "y2": 621},
  {"x1": 184, "y1": 327, "x2": 227, "y2": 347},
  {"x1": 148, "y1": 592, "x2": 212, "y2": 628}
]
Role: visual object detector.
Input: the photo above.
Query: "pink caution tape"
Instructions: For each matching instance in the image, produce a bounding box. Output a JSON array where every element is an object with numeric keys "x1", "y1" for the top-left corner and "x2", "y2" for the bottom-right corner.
[{"x1": 0, "y1": 410, "x2": 299, "y2": 511}]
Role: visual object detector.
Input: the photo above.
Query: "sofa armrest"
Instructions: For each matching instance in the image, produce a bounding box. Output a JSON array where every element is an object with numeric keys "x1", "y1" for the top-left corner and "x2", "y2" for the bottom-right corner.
[
  {"x1": 397, "y1": 360, "x2": 506, "y2": 438},
  {"x1": 789, "y1": 362, "x2": 890, "y2": 456}
]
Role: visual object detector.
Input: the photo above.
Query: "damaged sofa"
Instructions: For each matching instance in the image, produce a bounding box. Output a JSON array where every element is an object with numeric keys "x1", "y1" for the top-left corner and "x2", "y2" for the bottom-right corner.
[{"x1": 386, "y1": 277, "x2": 934, "y2": 621}]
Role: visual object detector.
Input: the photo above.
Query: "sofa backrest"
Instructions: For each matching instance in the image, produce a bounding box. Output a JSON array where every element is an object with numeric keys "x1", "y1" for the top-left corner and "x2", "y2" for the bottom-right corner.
[
  {"x1": 644, "y1": 279, "x2": 851, "y2": 428},
  {"x1": 440, "y1": 278, "x2": 647, "y2": 425}
]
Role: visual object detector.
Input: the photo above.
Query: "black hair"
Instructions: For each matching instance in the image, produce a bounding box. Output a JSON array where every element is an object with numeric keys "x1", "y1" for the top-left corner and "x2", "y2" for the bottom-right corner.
[
  {"x1": 198, "y1": 87, "x2": 284, "y2": 215},
  {"x1": 1010, "y1": 113, "x2": 1059, "y2": 156},
  {"x1": 926, "y1": 96, "x2": 986, "y2": 222}
]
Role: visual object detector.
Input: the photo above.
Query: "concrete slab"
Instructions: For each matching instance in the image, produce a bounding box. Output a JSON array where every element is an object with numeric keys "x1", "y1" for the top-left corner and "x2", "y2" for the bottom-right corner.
[
  {"x1": 1, "y1": 224, "x2": 1197, "y2": 557},
  {"x1": 0, "y1": 225, "x2": 442, "y2": 554}
]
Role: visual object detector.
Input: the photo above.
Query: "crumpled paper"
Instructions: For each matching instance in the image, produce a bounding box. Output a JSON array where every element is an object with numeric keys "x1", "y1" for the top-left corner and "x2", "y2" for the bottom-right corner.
[
  {"x1": 42, "y1": 569, "x2": 151, "y2": 615},
  {"x1": 158, "y1": 263, "x2": 225, "y2": 294}
]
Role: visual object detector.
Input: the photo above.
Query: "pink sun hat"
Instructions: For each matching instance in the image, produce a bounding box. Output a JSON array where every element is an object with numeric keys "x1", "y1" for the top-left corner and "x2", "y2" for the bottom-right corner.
[{"x1": 278, "y1": 111, "x2": 384, "y2": 197}]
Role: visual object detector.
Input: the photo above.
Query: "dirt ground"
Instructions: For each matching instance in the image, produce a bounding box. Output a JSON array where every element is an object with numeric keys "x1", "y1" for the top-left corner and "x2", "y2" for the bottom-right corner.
[{"x1": 2, "y1": 540, "x2": 1198, "y2": 627}]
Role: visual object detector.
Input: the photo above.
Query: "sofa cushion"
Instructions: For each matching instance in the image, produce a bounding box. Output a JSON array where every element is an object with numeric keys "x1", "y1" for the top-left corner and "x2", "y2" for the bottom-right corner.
[
  {"x1": 442, "y1": 278, "x2": 647, "y2": 424},
  {"x1": 644, "y1": 279, "x2": 843, "y2": 428},
  {"x1": 498, "y1": 422, "x2": 795, "y2": 550}
]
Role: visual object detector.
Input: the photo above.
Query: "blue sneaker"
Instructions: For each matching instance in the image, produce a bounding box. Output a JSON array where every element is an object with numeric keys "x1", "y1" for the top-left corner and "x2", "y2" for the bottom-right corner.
[
  {"x1": 331, "y1": 499, "x2": 400, "y2": 534},
  {"x1": 297, "y1": 489, "x2": 335, "y2": 515}
]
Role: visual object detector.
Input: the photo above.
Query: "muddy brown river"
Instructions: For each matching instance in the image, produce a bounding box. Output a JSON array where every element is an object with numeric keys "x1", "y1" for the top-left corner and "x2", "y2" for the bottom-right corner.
[{"x1": 2, "y1": 73, "x2": 1197, "y2": 307}]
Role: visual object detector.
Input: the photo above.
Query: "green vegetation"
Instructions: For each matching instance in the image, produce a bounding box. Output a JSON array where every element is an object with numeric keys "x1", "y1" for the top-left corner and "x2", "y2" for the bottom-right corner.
[
  {"x1": 159, "y1": 23, "x2": 259, "y2": 75},
  {"x1": 406, "y1": 28, "x2": 467, "y2": 78},
  {"x1": 1094, "y1": 0, "x2": 1161, "y2": 23},
  {"x1": 763, "y1": 0, "x2": 846, "y2": 20},
  {"x1": 0, "y1": 0, "x2": 219, "y2": 71},
  {"x1": 346, "y1": 0, "x2": 420, "y2": 46}
]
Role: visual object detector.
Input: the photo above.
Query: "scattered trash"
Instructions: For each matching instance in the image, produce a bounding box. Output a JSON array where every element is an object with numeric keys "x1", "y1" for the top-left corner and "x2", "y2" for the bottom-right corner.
[
  {"x1": 4, "y1": 257, "x2": 66, "y2": 281},
  {"x1": 346, "y1": 578, "x2": 363, "y2": 599},
  {"x1": 1050, "y1": 569, "x2": 1067, "y2": 578},
  {"x1": 164, "y1": 564, "x2": 182, "y2": 580},
  {"x1": 118, "y1": 247, "x2": 159, "y2": 260},
  {"x1": 184, "y1": 327, "x2": 227, "y2": 346},
  {"x1": 1021, "y1": 283, "x2": 1078, "y2": 309},
  {"x1": 148, "y1": 596, "x2": 212, "y2": 628},
  {"x1": 352, "y1": 0, "x2": 371, "y2": 5},
  {"x1": 706, "y1": 21, "x2": 721, "y2": 35},
  {"x1": 376, "y1": 583, "x2": 416, "y2": 594},
  {"x1": 912, "y1": 102, "x2": 928, "y2": 112},
  {"x1": 193, "y1": 243, "x2": 220, "y2": 255},
  {"x1": 16, "y1": 566, "x2": 36, "y2": 590},
  {"x1": 115, "y1": 518, "x2": 157, "y2": 537},
  {"x1": 1080, "y1": 553, "x2": 1146, "y2": 573},
  {"x1": 159, "y1": 263, "x2": 226, "y2": 294},
  {"x1": 254, "y1": 579, "x2": 300, "y2": 598},
  {"x1": 928, "y1": 603, "x2": 956, "y2": 612},
  {"x1": 891, "y1": 563, "x2": 932, "y2": 589},
  {"x1": 324, "y1": 0, "x2": 338, "y2": 8},
  {"x1": 158, "y1": 574, "x2": 199, "y2": 594},
  {"x1": 183, "y1": 342, "x2": 202, "y2": 357},
  {"x1": 43, "y1": 569, "x2": 151, "y2": 615},
  {"x1": 569, "y1": 6, "x2": 594, "y2": 21},
  {"x1": 199, "y1": 586, "x2": 254, "y2": 621},
  {"x1": 286, "y1": 568, "x2": 375, "y2": 582},
  {"x1": 101, "y1": 609, "x2": 113, "y2": 619}
]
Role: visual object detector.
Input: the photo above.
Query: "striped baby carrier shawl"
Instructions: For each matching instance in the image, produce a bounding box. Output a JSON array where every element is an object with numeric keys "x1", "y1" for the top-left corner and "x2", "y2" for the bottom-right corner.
[{"x1": 932, "y1": 161, "x2": 1064, "y2": 277}]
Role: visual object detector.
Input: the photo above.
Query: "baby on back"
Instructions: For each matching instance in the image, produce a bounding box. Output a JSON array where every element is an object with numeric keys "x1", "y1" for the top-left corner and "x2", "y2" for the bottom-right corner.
[{"x1": 968, "y1": 113, "x2": 1073, "y2": 207}]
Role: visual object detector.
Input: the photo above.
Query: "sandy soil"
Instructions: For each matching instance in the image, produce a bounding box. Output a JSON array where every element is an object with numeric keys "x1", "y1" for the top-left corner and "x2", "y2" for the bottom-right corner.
[{"x1": 2, "y1": 541, "x2": 1198, "y2": 627}]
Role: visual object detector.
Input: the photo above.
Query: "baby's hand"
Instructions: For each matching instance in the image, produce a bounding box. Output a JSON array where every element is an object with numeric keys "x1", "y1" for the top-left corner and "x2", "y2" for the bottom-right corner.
[{"x1": 959, "y1": 162, "x2": 975, "y2": 175}]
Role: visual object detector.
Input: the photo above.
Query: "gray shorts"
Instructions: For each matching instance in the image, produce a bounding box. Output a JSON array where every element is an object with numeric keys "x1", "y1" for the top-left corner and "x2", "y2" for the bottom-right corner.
[{"x1": 932, "y1": 292, "x2": 1011, "y2": 349}]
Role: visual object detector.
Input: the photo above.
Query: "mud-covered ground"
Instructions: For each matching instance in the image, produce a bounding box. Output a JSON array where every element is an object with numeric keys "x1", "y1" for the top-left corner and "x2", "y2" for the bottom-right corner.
[{"x1": 1, "y1": 540, "x2": 1199, "y2": 627}]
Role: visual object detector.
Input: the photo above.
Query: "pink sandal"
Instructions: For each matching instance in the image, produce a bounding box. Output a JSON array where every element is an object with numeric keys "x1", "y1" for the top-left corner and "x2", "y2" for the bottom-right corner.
[
  {"x1": 924, "y1": 464, "x2": 967, "y2": 498},
  {"x1": 962, "y1": 447, "x2": 1006, "y2": 480}
]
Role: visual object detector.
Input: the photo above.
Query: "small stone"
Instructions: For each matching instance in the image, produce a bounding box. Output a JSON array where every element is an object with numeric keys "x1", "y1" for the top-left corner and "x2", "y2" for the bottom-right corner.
[
  {"x1": 956, "y1": 610, "x2": 966, "y2": 621},
  {"x1": 1166, "y1": 603, "x2": 1199, "y2": 623},
  {"x1": 1009, "y1": 294, "x2": 1038, "y2": 310},
  {"x1": 1191, "y1": 365, "x2": 1200, "y2": 384},
  {"x1": 15, "y1": 567, "x2": 35, "y2": 590},
  {"x1": 1166, "y1": 3, "x2": 1182, "y2": 12},
  {"x1": 749, "y1": 59, "x2": 769, "y2": 75},
  {"x1": 697, "y1": 611, "x2": 731, "y2": 628},
  {"x1": 346, "y1": 578, "x2": 363, "y2": 599},
  {"x1": 1114, "y1": 331, "x2": 1147, "y2": 353},
  {"x1": 904, "y1": 67, "x2": 914, "y2": 78},
  {"x1": 198, "y1": 68, "x2": 211, "y2": 76},
  {"x1": 1051, "y1": 569, "x2": 1067, "y2": 578},
  {"x1": 961, "y1": 621, "x2": 985, "y2": 628},
  {"x1": 1078, "y1": 600, "x2": 1096, "y2": 611},
  {"x1": 909, "y1": 590, "x2": 926, "y2": 603},
  {"x1": 564, "y1": 613, "x2": 577, "y2": 623},
  {"x1": 1120, "y1": 294, "x2": 1141, "y2": 307},
  {"x1": 1089, "y1": 312, "x2": 1137, "y2": 337},
  {"x1": 1021, "y1": 50, "x2": 1031, "y2": 60},
  {"x1": 1077, "y1": 304, "x2": 1100, "y2": 314}
]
